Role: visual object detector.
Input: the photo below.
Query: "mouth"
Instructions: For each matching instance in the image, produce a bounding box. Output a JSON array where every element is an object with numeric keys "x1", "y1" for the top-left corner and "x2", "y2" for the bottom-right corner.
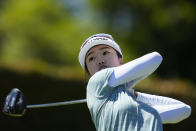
[{"x1": 98, "y1": 65, "x2": 108, "y2": 71}]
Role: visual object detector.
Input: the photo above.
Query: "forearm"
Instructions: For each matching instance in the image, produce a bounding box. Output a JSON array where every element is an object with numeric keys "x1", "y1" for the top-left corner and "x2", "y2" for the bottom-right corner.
[
  {"x1": 108, "y1": 52, "x2": 162, "y2": 87},
  {"x1": 137, "y1": 92, "x2": 192, "y2": 124}
]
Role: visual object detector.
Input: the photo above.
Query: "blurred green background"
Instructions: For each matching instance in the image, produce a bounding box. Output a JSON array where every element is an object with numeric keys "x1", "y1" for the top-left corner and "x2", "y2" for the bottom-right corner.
[{"x1": 0, "y1": 0, "x2": 195, "y2": 130}]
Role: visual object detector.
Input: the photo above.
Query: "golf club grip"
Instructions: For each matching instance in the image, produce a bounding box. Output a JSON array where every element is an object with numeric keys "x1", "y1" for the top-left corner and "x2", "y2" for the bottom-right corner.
[{"x1": 26, "y1": 99, "x2": 87, "y2": 109}]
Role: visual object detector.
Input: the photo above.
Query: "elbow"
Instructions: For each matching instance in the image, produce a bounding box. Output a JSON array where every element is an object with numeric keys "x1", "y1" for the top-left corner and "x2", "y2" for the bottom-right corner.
[
  {"x1": 149, "y1": 52, "x2": 163, "y2": 67},
  {"x1": 175, "y1": 105, "x2": 192, "y2": 124},
  {"x1": 152, "y1": 52, "x2": 163, "y2": 63},
  {"x1": 172, "y1": 104, "x2": 192, "y2": 124},
  {"x1": 161, "y1": 104, "x2": 192, "y2": 124},
  {"x1": 184, "y1": 105, "x2": 192, "y2": 118}
]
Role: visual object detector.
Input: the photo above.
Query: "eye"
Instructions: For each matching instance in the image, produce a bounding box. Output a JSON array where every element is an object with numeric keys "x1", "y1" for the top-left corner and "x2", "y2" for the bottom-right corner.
[
  {"x1": 88, "y1": 57, "x2": 95, "y2": 62},
  {"x1": 103, "y1": 51, "x2": 110, "y2": 56}
]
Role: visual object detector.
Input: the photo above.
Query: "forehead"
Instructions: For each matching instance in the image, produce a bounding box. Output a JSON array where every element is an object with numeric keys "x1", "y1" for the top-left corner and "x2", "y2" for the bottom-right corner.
[{"x1": 86, "y1": 44, "x2": 114, "y2": 56}]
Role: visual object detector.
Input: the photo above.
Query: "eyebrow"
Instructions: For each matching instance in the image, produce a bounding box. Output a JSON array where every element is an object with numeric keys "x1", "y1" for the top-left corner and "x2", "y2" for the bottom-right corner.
[
  {"x1": 86, "y1": 51, "x2": 94, "y2": 58},
  {"x1": 86, "y1": 46, "x2": 111, "y2": 58}
]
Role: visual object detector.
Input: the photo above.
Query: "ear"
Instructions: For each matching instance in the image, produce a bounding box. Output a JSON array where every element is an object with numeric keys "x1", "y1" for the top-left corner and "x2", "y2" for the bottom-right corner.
[{"x1": 119, "y1": 58, "x2": 123, "y2": 65}]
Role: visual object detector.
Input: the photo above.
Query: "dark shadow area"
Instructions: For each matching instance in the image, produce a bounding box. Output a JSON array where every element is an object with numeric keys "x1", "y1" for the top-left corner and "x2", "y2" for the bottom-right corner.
[{"x1": 0, "y1": 68, "x2": 195, "y2": 131}]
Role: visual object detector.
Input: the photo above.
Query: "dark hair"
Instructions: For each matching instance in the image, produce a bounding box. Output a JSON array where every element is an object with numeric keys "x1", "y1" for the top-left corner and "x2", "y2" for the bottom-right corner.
[
  {"x1": 85, "y1": 64, "x2": 89, "y2": 74},
  {"x1": 116, "y1": 50, "x2": 122, "y2": 58}
]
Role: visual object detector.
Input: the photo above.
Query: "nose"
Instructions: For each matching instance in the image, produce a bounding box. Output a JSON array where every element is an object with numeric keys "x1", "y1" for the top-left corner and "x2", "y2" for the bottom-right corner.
[
  {"x1": 98, "y1": 60, "x2": 104, "y2": 65},
  {"x1": 97, "y1": 57, "x2": 104, "y2": 65}
]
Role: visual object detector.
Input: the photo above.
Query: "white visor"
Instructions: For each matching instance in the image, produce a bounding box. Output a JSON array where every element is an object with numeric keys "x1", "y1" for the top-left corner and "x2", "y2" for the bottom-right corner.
[{"x1": 78, "y1": 34, "x2": 123, "y2": 70}]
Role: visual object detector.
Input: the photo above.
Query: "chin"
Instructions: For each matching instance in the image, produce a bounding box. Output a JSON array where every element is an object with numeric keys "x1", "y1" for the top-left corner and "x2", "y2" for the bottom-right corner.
[{"x1": 98, "y1": 67, "x2": 108, "y2": 72}]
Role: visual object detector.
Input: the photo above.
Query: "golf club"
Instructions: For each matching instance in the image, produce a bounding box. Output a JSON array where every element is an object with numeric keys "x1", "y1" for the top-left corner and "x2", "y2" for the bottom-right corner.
[
  {"x1": 2, "y1": 88, "x2": 86, "y2": 116},
  {"x1": 26, "y1": 99, "x2": 87, "y2": 109}
]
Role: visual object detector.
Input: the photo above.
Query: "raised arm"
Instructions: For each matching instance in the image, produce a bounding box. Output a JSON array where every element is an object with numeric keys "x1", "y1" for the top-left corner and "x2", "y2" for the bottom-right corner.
[
  {"x1": 137, "y1": 92, "x2": 192, "y2": 124},
  {"x1": 108, "y1": 52, "x2": 163, "y2": 87}
]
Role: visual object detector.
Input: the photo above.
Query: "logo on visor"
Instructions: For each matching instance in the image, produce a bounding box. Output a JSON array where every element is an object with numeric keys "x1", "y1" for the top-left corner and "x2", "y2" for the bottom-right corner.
[{"x1": 81, "y1": 36, "x2": 113, "y2": 49}]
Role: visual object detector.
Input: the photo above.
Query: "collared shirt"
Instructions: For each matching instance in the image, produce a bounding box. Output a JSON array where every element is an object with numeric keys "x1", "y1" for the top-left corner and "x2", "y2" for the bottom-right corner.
[{"x1": 87, "y1": 68, "x2": 163, "y2": 131}]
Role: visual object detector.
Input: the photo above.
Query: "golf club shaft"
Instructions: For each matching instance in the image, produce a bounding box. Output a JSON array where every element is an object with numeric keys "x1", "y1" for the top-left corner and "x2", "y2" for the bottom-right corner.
[{"x1": 26, "y1": 99, "x2": 87, "y2": 109}]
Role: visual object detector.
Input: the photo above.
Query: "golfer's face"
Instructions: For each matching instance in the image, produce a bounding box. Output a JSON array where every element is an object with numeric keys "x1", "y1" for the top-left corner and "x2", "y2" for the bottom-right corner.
[{"x1": 85, "y1": 45, "x2": 123, "y2": 76}]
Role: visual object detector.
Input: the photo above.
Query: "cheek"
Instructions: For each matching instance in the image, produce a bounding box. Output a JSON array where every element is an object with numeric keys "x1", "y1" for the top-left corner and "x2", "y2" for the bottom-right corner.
[
  {"x1": 86, "y1": 62, "x2": 96, "y2": 72},
  {"x1": 86, "y1": 62, "x2": 92, "y2": 71},
  {"x1": 107, "y1": 55, "x2": 121, "y2": 66}
]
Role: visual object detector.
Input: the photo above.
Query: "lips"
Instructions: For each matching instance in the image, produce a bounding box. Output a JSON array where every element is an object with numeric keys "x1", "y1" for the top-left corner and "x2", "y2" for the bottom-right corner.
[{"x1": 98, "y1": 65, "x2": 108, "y2": 71}]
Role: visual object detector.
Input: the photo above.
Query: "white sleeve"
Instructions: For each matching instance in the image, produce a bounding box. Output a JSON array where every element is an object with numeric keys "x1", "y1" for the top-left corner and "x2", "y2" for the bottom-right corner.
[
  {"x1": 137, "y1": 92, "x2": 192, "y2": 124},
  {"x1": 108, "y1": 52, "x2": 163, "y2": 87}
]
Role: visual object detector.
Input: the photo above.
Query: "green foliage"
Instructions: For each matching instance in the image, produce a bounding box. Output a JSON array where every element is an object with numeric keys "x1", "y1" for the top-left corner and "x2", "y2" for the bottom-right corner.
[
  {"x1": 0, "y1": 0, "x2": 196, "y2": 81},
  {"x1": 0, "y1": 0, "x2": 98, "y2": 66},
  {"x1": 87, "y1": 0, "x2": 196, "y2": 81}
]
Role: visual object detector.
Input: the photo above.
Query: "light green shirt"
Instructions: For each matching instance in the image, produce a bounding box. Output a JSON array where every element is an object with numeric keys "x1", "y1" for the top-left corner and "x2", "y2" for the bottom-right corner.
[{"x1": 87, "y1": 68, "x2": 163, "y2": 131}]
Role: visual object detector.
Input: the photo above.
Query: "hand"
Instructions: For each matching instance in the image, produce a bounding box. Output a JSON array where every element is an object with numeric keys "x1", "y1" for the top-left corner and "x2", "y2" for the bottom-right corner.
[
  {"x1": 134, "y1": 91, "x2": 138, "y2": 98},
  {"x1": 2, "y1": 88, "x2": 26, "y2": 117}
]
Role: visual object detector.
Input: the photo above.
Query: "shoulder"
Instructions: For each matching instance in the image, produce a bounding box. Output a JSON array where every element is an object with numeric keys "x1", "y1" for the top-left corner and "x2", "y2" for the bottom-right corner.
[
  {"x1": 88, "y1": 68, "x2": 114, "y2": 84},
  {"x1": 87, "y1": 68, "x2": 114, "y2": 96}
]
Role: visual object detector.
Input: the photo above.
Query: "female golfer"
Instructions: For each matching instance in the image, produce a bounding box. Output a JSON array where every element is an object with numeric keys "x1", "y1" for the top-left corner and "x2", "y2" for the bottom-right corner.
[{"x1": 78, "y1": 33, "x2": 191, "y2": 131}]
